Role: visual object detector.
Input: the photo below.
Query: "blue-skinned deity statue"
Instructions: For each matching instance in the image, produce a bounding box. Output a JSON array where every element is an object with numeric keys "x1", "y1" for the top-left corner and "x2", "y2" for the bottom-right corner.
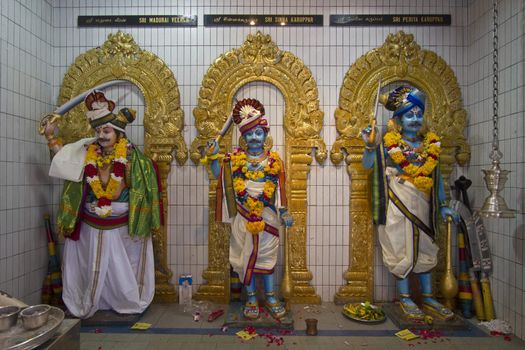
[
  {"x1": 361, "y1": 86, "x2": 460, "y2": 321},
  {"x1": 208, "y1": 98, "x2": 293, "y2": 319}
]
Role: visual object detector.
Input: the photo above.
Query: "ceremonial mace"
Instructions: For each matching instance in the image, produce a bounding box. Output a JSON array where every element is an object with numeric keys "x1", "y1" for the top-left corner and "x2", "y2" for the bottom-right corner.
[
  {"x1": 280, "y1": 226, "x2": 293, "y2": 310},
  {"x1": 38, "y1": 80, "x2": 129, "y2": 135},
  {"x1": 440, "y1": 216, "x2": 458, "y2": 310}
]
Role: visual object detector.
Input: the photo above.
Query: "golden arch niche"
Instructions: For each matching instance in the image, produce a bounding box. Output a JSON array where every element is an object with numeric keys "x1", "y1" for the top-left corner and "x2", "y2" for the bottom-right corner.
[
  {"x1": 330, "y1": 31, "x2": 470, "y2": 303},
  {"x1": 56, "y1": 31, "x2": 188, "y2": 303},
  {"x1": 190, "y1": 31, "x2": 326, "y2": 304}
]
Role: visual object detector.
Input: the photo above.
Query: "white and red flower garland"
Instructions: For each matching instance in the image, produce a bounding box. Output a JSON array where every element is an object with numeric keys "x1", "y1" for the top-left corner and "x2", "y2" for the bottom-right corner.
[{"x1": 84, "y1": 138, "x2": 129, "y2": 217}]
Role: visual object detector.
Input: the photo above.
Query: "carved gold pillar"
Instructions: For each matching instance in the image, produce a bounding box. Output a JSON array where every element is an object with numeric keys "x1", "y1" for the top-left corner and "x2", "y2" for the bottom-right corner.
[
  {"x1": 287, "y1": 145, "x2": 322, "y2": 304},
  {"x1": 332, "y1": 140, "x2": 375, "y2": 303},
  {"x1": 195, "y1": 153, "x2": 234, "y2": 304},
  {"x1": 190, "y1": 31, "x2": 326, "y2": 304},
  {"x1": 55, "y1": 31, "x2": 188, "y2": 303},
  {"x1": 331, "y1": 31, "x2": 470, "y2": 304}
]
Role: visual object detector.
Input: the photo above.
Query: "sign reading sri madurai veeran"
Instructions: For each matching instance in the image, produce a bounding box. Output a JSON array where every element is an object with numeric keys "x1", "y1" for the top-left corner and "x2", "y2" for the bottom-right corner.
[{"x1": 78, "y1": 15, "x2": 197, "y2": 27}]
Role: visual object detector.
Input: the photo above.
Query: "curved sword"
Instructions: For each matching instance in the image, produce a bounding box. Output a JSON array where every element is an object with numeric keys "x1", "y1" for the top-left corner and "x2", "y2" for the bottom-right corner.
[
  {"x1": 204, "y1": 99, "x2": 238, "y2": 155},
  {"x1": 39, "y1": 80, "x2": 129, "y2": 134}
]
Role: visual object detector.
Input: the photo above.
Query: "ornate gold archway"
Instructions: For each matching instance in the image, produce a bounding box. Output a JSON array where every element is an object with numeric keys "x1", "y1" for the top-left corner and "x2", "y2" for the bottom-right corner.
[
  {"x1": 330, "y1": 31, "x2": 470, "y2": 303},
  {"x1": 56, "y1": 31, "x2": 188, "y2": 303},
  {"x1": 190, "y1": 31, "x2": 326, "y2": 304}
]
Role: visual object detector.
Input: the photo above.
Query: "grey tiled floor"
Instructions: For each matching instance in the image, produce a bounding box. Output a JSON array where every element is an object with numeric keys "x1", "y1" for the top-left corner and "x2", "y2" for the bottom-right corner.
[{"x1": 79, "y1": 303, "x2": 525, "y2": 350}]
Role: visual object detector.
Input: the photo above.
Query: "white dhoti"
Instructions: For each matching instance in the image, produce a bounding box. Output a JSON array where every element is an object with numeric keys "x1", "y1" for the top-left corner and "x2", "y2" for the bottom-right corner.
[
  {"x1": 378, "y1": 168, "x2": 439, "y2": 279},
  {"x1": 223, "y1": 180, "x2": 281, "y2": 285},
  {"x1": 62, "y1": 202, "x2": 154, "y2": 319}
]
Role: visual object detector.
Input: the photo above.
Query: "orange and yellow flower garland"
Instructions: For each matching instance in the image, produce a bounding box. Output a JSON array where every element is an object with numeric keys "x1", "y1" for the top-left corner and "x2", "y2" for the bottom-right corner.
[
  {"x1": 84, "y1": 138, "x2": 129, "y2": 217},
  {"x1": 230, "y1": 149, "x2": 281, "y2": 235},
  {"x1": 383, "y1": 130, "x2": 441, "y2": 192}
]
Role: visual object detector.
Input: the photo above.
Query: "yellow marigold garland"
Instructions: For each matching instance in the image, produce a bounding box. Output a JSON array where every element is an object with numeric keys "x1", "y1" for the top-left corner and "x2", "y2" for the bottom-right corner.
[
  {"x1": 383, "y1": 130, "x2": 441, "y2": 192},
  {"x1": 230, "y1": 149, "x2": 281, "y2": 235}
]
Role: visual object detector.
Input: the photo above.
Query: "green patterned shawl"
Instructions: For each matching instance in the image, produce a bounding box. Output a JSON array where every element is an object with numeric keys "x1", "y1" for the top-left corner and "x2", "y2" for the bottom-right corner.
[{"x1": 56, "y1": 147, "x2": 161, "y2": 238}]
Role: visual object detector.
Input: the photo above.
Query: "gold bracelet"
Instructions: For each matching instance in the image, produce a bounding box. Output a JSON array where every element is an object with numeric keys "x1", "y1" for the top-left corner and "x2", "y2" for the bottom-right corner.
[
  {"x1": 207, "y1": 153, "x2": 223, "y2": 160},
  {"x1": 199, "y1": 152, "x2": 223, "y2": 165}
]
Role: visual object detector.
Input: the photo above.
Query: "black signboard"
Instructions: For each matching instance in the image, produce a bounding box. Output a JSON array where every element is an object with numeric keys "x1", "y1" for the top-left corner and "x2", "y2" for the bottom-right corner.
[
  {"x1": 330, "y1": 14, "x2": 450, "y2": 26},
  {"x1": 204, "y1": 15, "x2": 323, "y2": 27},
  {"x1": 78, "y1": 15, "x2": 197, "y2": 27}
]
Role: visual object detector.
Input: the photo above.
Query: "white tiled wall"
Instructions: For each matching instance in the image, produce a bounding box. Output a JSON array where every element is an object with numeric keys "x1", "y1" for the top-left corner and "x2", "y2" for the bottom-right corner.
[
  {"x1": 1, "y1": 0, "x2": 524, "y2": 340},
  {"x1": 0, "y1": 0, "x2": 55, "y2": 305},
  {"x1": 465, "y1": 0, "x2": 525, "y2": 339}
]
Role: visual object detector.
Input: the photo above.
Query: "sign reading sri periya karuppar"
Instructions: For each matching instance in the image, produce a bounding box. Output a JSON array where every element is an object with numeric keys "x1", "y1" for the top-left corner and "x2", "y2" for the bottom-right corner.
[
  {"x1": 330, "y1": 14, "x2": 451, "y2": 26},
  {"x1": 78, "y1": 15, "x2": 197, "y2": 27}
]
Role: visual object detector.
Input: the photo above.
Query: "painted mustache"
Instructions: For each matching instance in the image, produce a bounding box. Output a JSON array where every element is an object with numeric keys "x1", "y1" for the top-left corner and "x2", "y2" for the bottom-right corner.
[{"x1": 408, "y1": 122, "x2": 422, "y2": 127}]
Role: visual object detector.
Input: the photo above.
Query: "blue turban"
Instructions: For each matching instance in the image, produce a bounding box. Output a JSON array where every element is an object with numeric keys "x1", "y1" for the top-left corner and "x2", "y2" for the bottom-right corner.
[{"x1": 383, "y1": 86, "x2": 426, "y2": 118}]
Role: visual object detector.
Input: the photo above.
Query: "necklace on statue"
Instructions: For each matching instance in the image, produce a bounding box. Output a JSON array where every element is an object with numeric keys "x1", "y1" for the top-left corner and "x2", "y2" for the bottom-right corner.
[
  {"x1": 399, "y1": 139, "x2": 423, "y2": 154},
  {"x1": 402, "y1": 134, "x2": 421, "y2": 142},
  {"x1": 97, "y1": 148, "x2": 116, "y2": 168},
  {"x1": 246, "y1": 151, "x2": 267, "y2": 165}
]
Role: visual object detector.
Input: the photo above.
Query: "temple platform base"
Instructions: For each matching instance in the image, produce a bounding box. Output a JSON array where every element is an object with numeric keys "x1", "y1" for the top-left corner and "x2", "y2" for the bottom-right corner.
[
  {"x1": 80, "y1": 309, "x2": 145, "y2": 327},
  {"x1": 382, "y1": 302, "x2": 471, "y2": 331},
  {"x1": 224, "y1": 302, "x2": 294, "y2": 329}
]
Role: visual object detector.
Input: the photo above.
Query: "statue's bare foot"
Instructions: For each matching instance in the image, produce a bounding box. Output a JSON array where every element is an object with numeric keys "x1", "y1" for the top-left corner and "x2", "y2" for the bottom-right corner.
[
  {"x1": 398, "y1": 297, "x2": 425, "y2": 321},
  {"x1": 264, "y1": 292, "x2": 285, "y2": 319},
  {"x1": 422, "y1": 296, "x2": 454, "y2": 320},
  {"x1": 243, "y1": 300, "x2": 259, "y2": 319}
]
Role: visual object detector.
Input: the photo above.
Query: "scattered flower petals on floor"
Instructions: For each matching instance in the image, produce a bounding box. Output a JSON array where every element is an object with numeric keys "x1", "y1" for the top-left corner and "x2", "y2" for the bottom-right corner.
[
  {"x1": 232, "y1": 326, "x2": 294, "y2": 346},
  {"x1": 259, "y1": 332, "x2": 284, "y2": 346},
  {"x1": 416, "y1": 329, "x2": 443, "y2": 340},
  {"x1": 490, "y1": 330, "x2": 512, "y2": 341}
]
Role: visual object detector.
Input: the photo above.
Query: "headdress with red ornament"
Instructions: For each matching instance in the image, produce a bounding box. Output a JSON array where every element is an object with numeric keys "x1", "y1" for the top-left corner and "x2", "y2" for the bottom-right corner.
[
  {"x1": 232, "y1": 98, "x2": 269, "y2": 135},
  {"x1": 84, "y1": 90, "x2": 136, "y2": 132}
]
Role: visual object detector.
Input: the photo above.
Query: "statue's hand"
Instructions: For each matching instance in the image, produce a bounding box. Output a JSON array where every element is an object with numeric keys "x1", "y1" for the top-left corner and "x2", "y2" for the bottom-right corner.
[
  {"x1": 440, "y1": 206, "x2": 460, "y2": 224},
  {"x1": 39, "y1": 113, "x2": 61, "y2": 138},
  {"x1": 206, "y1": 139, "x2": 220, "y2": 156},
  {"x1": 201, "y1": 139, "x2": 222, "y2": 167},
  {"x1": 279, "y1": 208, "x2": 294, "y2": 227},
  {"x1": 360, "y1": 124, "x2": 379, "y2": 149}
]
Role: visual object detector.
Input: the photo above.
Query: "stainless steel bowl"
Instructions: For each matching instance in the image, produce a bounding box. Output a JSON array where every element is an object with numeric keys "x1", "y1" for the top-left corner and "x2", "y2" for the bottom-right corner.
[
  {"x1": 0, "y1": 305, "x2": 21, "y2": 332},
  {"x1": 20, "y1": 304, "x2": 51, "y2": 330}
]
